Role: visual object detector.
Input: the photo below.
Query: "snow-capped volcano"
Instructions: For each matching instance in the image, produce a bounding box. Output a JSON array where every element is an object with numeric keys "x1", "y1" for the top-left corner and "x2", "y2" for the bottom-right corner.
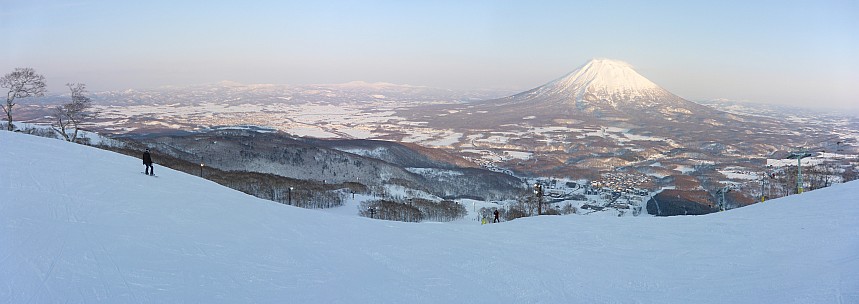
[
  {"x1": 511, "y1": 58, "x2": 685, "y2": 108},
  {"x1": 468, "y1": 58, "x2": 725, "y2": 125},
  {"x1": 545, "y1": 59, "x2": 661, "y2": 100}
]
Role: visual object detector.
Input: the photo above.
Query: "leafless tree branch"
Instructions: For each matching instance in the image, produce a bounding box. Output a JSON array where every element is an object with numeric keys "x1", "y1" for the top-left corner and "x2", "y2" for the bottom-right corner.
[{"x1": 1, "y1": 68, "x2": 47, "y2": 131}]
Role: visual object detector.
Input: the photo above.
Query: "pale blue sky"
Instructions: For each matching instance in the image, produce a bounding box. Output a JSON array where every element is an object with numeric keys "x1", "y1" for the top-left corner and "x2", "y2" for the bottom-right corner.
[{"x1": 2, "y1": 0, "x2": 857, "y2": 110}]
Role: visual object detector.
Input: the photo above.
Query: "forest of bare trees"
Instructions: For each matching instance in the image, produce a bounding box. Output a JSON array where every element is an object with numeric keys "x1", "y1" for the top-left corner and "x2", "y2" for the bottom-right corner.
[
  {"x1": 761, "y1": 163, "x2": 857, "y2": 199},
  {"x1": 359, "y1": 198, "x2": 467, "y2": 222},
  {"x1": 99, "y1": 142, "x2": 363, "y2": 209}
]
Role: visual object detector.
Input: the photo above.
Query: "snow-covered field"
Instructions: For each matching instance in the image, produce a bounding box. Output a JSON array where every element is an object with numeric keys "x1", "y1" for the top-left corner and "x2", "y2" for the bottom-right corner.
[
  {"x1": 2, "y1": 131, "x2": 858, "y2": 303},
  {"x1": 718, "y1": 166, "x2": 760, "y2": 180}
]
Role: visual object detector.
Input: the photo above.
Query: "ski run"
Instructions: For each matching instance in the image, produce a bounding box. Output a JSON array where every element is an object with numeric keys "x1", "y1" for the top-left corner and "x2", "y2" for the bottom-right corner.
[{"x1": 2, "y1": 131, "x2": 858, "y2": 303}]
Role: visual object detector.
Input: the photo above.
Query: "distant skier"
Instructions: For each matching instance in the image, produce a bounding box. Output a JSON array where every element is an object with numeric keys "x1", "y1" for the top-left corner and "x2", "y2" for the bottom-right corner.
[
  {"x1": 143, "y1": 148, "x2": 154, "y2": 176},
  {"x1": 493, "y1": 209, "x2": 499, "y2": 223}
]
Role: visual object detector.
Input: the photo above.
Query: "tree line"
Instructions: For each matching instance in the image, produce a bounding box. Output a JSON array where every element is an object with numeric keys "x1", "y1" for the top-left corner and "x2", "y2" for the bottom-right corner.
[
  {"x1": 2, "y1": 67, "x2": 95, "y2": 141},
  {"x1": 761, "y1": 163, "x2": 857, "y2": 199},
  {"x1": 99, "y1": 142, "x2": 363, "y2": 209},
  {"x1": 359, "y1": 198, "x2": 467, "y2": 222}
]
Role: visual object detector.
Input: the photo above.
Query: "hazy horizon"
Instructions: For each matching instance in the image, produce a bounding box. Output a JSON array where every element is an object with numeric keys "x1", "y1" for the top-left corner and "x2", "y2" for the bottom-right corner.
[{"x1": 2, "y1": 0, "x2": 858, "y2": 111}]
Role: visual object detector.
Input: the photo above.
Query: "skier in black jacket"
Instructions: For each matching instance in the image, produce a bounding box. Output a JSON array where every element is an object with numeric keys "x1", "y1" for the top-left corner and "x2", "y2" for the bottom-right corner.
[{"x1": 143, "y1": 149, "x2": 154, "y2": 176}]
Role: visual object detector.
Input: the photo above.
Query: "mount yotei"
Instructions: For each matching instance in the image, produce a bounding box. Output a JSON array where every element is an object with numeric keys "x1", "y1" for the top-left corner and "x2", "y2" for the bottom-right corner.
[
  {"x1": 464, "y1": 58, "x2": 719, "y2": 124},
  {"x1": 413, "y1": 59, "x2": 768, "y2": 137},
  {"x1": 404, "y1": 58, "x2": 848, "y2": 167}
]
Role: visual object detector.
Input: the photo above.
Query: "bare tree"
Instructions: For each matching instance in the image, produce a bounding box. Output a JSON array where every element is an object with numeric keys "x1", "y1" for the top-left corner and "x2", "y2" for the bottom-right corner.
[
  {"x1": 51, "y1": 83, "x2": 93, "y2": 142},
  {"x1": 1, "y1": 68, "x2": 47, "y2": 131}
]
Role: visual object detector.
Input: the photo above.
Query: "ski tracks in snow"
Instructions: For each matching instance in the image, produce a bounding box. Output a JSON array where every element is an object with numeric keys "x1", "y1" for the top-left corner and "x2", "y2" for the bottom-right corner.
[
  {"x1": 85, "y1": 229, "x2": 141, "y2": 303},
  {"x1": 22, "y1": 233, "x2": 69, "y2": 304}
]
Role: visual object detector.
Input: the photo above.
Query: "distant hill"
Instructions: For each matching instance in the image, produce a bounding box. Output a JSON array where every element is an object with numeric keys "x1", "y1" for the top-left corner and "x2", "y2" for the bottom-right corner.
[{"x1": 137, "y1": 128, "x2": 525, "y2": 201}]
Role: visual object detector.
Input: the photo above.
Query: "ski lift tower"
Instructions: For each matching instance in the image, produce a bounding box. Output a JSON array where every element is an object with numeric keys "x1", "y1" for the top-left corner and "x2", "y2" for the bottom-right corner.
[
  {"x1": 760, "y1": 166, "x2": 772, "y2": 202},
  {"x1": 716, "y1": 186, "x2": 732, "y2": 211},
  {"x1": 534, "y1": 182, "x2": 544, "y2": 215},
  {"x1": 786, "y1": 148, "x2": 812, "y2": 194}
]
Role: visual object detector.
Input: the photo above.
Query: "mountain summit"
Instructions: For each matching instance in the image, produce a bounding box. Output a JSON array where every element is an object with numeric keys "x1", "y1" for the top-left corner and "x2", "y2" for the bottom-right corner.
[
  {"x1": 473, "y1": 58, "x2": 723, "y2": 123},
  {"x1": 543, "y1": 59, "x2": 660, "y2": 101},
  {"x1": 418, "y1": 58, "x2": 737, "y2": 129},
  {"x1": 508, "y1": 58, "x2": 689, "y2": 109}
]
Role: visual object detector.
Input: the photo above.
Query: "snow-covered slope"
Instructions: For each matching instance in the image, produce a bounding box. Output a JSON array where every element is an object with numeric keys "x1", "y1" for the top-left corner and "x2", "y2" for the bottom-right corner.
[
  {"x1": 510, "y1": 58, "x2": 682, "y2": 106},
  {"x1": 2, "y1": 131, "x2": 858, "y2": 303},
  {"x1": 543, "y1": 59, "x2": 661, "y2": 100}
]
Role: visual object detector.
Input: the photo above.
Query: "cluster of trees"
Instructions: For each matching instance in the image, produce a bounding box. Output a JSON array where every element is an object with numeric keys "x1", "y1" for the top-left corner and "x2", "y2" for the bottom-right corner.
[
  {"x1": 690, "y1": 159, "x2": 858, "y2": 207},
  {"x1": 414, "y1": 199, "x2": 467, "y2": 222},
  {"x1": 413, "y1": 168, "x2": 524, "y2": 202},
  {"x1": 360, "y1": 168, "x2": 523, "y2": 202},
  {"x1": 1, "y1": 67, "x2": 94, "y2": 141},
  {"x1": 100, "y1": 142, "x2": 361, "y2": 209},
  {"x1": 205, "y1": 171, "x2": 358, "y2": 209},
  {"x1": 478, "y1": 195, "x2": 577, "y2": 222},
  {"x1": 144, "y1": 129, "x2": 526, "y2": 203},
  {"x1": 285, "y1": 189, "x2": 347, "y2": 209},
  {"x1": 359, "y1": 198, "x2": 467, "y2": 222},
  {"x1": 360, "y1": 200, "x2": 422, "y2": 222},
  {"x1": 761, "y1": 163, "x2": 857, "y2": 199}
]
